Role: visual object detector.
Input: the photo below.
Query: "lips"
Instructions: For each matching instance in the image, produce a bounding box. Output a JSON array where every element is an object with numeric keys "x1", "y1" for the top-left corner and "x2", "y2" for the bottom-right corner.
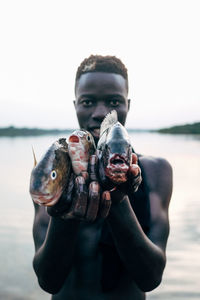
[{"x1": 89, "y1": 128, "x2": 100, "y2": 138}]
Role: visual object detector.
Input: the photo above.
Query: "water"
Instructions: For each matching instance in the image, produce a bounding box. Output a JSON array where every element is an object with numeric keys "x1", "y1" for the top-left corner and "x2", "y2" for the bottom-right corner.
[{"x1": 0, "y1": 132, "x2": 200, "y2": 300}]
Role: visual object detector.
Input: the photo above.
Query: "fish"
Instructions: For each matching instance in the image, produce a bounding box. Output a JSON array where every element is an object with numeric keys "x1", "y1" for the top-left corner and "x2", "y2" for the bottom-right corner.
[
  {"x1": 68, "y1": 129, "x2": 96, "y2": 177},
  {"x1": 97, "y1": 110, "x2": 133, "y2": 186},
  {"x1": 66, "y1": 129, "x2": 98, "y2": 219},
  {"x1": 29, "y1": 138, "x2": 71, "y2": 207}
]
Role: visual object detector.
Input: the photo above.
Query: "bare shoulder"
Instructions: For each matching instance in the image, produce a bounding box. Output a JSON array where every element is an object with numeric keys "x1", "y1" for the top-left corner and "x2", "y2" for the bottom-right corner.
[
  {"x1": 139, "y1": 155, "x2": 173, "y2": 179},
  {"x1": 139, "y1": 155, "x2": 173, "y2": 207},
  {"x1": 138, "y1": 155, "x2": 172, "y2": 249}
]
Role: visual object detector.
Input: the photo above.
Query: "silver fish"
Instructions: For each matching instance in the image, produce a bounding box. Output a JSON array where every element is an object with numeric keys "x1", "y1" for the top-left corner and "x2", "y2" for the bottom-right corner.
[{"x1": 68, "y1": 129, "x2": 96, "y2": 176}]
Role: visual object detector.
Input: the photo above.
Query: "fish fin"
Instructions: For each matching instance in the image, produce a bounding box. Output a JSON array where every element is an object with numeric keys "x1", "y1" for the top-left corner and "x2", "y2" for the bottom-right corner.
[
  {"x1": 32, "y1": 146, "x2": 37, "y2": 167},
  {"x1": 100, "y1": 110, "x2": 118, "y2": 136},
  {"x1": 58, "y1": 138, "x2": 68, "y2": 151}
]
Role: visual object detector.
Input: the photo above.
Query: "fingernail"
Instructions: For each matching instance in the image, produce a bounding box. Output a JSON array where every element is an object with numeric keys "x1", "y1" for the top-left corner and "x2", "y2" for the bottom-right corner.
[
  {"x1": 90, "y1": 181, "x2": 100, "y2": 193},
  {"x1": 90, "y1": 155, "x2": 97, "y2": 165},
  {"x1": 103, "y1": 191, "x2": 111, "y2": 201},
  {"x1": 81, "y1": 171, "x2": 89, "y2": 181},
  {"x1": 132, "y1": 154, "x2": 138, "y2": 164},
  {"x1": 76, "y1": 176, "x2": 85, "y2": 185}
]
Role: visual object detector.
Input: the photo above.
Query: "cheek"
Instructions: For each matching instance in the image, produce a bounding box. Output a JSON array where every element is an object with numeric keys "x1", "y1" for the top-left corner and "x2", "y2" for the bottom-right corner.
[
  {"x1": 116, "y1": 109, "x2": 128, "y2": 125},
  {"x1": 75, "y1": 108, "x2": 91, "y2": 125}
]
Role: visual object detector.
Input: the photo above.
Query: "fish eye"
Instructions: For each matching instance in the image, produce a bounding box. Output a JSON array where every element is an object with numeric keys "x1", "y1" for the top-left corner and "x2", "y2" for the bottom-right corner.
[{"x1": 51, "y1": 170, "x2": 57, "y2": 180}]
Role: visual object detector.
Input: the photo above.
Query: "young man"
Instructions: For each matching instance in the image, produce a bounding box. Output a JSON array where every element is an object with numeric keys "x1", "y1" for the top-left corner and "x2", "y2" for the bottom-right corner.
[{"x1": 32, "y1": 55, "x2": 173, "y2": 300}]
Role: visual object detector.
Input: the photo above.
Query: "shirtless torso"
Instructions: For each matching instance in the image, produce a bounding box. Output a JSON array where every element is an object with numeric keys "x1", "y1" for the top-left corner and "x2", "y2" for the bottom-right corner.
[
  {"x1": 32, "y1": 61, "x2": 172, "y2": 299},
  {"x1": 32, "y1": 155, "x2": 172, "y2": 300}
]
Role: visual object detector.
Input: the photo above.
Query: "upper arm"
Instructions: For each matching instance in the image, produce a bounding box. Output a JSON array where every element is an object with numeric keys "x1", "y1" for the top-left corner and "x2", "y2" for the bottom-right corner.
[{"x1": 140, "y1": 157, "x2": 173, "y2": 251}]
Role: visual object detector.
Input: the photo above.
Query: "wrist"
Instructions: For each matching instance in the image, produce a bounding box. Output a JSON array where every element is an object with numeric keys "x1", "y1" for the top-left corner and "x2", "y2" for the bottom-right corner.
[
  {"x1": 109, "y1": 188, "x2": 127, "y2": 204},
  {"x1": 110, "y1": 191, "x2": 129, "y2": 206},
  {"x1": 50, "y1": 214, "x2": 81, "y2": 229}
]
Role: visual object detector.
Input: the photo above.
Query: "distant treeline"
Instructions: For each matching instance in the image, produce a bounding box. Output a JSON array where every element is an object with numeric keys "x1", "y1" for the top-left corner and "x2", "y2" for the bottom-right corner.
[
  {"x1": 0, "y1": 126, "x2": 73, "y2": 137},
  {"x1": 0, "y1": 123, "x2": 200, "y2": 136},
  {"x1": 157, "y1": 122, "x2": 200, "y2": 134}
]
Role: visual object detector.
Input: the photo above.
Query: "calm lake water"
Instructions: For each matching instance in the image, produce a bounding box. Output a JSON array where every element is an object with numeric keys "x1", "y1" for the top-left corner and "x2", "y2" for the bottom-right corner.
[{"x1": 0, "y1": 132, "x2": 200, "y2": 300}]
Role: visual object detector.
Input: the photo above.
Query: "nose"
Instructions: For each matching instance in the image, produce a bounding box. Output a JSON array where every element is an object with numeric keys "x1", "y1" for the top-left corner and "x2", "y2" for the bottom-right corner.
[{"x1": 91, "y1": 102, "x2": 110, "y2": 121}]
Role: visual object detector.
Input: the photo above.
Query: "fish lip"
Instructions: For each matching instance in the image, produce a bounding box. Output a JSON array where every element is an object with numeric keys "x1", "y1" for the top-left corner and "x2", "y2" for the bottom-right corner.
[
  {"x1": 109, "y1": 154, "x2": 128, "y2": 166},
  {"x1": 68, "y1": 135, "x2": 80, "y2": 143},
  {"x1": 104, "y1": 154, "x2": 130, "y2": 183},
  {"x1": 30, "y1": 191, "x2": 50, "y2": 200},
  {"x1": 30, "y1": 188, "x2": 62, "y2": 206}
]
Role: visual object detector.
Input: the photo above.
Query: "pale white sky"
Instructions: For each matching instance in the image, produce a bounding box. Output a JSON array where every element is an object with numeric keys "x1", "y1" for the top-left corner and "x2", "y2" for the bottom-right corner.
[{"x1": 0, "y1": 0, "x2": 199, "y2": 129}]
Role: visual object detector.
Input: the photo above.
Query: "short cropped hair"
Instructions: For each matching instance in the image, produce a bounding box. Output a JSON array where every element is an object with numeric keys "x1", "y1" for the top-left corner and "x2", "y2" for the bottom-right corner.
[{"x1": 75, "y1": 55, "x2": 128, "y2": 92}]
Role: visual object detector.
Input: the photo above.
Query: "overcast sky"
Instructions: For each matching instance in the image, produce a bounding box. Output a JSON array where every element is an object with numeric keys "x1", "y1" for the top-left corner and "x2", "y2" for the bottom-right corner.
[{"x1": 0, "y1": 0, "x2": 199, "y2": 129}]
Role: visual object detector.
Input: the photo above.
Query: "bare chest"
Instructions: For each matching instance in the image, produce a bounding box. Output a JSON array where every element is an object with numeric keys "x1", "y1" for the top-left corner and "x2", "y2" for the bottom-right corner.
[{"x1": 52, "y1": 221, "x2": 145, "y2": 300}]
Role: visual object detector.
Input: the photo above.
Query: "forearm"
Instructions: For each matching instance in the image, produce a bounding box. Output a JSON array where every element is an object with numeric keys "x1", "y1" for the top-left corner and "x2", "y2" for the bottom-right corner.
[
  {"x1": 107, "y1": 196, "x2": 166, "y2": 291},
  {"x1": 33, "y1": 217, "x2": 80, "y2": 294}
]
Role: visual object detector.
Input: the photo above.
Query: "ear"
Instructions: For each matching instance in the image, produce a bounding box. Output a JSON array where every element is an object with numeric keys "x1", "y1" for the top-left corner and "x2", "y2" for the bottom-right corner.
[
  {"x1": 128, "y1": 99, "x2": 131, "y2": 111},
  {"x1": 73, "y1": 100, "x2": 76, "y2": 108}
]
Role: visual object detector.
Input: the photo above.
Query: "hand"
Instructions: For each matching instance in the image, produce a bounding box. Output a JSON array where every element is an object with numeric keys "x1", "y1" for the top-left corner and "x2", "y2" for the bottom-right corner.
[
  {"x1": 128, "y1": 153, "x2": 142, "y2": 193},
  {"x1": 47, "y1": 155, "x2": 111, "y2": 222},
  {"x1": 100, "y1": 153, "x2": 142, "y2": 203}
]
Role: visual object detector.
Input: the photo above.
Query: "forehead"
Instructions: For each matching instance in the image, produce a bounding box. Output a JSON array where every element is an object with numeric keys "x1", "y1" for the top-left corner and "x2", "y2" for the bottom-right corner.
[{"x1": 75, "y1": 72, "x2": 128, "y2": 97}]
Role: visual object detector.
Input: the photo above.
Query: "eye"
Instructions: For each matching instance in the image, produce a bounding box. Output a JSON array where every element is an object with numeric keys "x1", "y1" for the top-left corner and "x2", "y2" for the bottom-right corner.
[
  {"x1": 87, "y1": 135, "x2": 91, "y2": 141},
  {"x1": 51, "y1": 170, "x2": 57, "y2": 180},
  {"x1": 110, "y1": 99, "x2": 119, "y2": 107},
  {"x1": 82, "y1": 99, "x2": 93, "y2": 107}
]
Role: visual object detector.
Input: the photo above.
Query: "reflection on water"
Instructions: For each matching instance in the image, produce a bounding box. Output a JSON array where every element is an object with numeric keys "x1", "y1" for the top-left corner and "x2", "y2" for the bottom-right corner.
[{"x1": 0, "y1": 133, "x2": 200, "y2": 300}]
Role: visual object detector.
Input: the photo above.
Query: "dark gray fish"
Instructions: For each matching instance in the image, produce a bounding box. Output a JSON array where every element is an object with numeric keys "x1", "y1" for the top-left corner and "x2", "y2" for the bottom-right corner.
[{"x1": 97, "y1": 110, "x2": 132, "y2": 185}]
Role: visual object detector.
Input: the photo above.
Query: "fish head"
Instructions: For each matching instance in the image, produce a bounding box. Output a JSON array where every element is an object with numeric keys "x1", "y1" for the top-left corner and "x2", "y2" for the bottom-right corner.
[
  {"x1": 99, "y1": 122, "x2": 132, "y2": 184},
  {"x1": 68, "y1": 129, "x2": 96, "y2": 154},
  {"x1": 29, "y1": 139, "x2": 71, "y2": 206},
  {"x1": 68, "y1": 129, "x2": 96, "y2": 175}
]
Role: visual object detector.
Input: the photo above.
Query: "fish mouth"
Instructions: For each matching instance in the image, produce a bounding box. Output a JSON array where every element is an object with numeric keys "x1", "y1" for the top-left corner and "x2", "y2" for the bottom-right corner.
[
  {"x1": 105, "y1": 154, "x2": 130, "y2": 184},
  {"x1": 68, "y1": 135, "x2": 80, "y2": 143},
  {"x1": 30, "y1": 188, "x2": 63, "y2": 207},
  {"x1": 110, "y1": 155, "x2": 127, "y2": 165}
]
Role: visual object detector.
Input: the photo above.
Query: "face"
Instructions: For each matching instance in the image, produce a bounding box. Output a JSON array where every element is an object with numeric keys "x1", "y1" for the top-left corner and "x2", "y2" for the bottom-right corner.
[{"x1": 74, "y1": 72, "x2": 130, "y2": 143}]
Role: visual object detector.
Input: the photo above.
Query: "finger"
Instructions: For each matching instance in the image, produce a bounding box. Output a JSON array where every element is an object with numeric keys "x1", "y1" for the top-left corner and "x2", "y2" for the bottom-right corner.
[
  {"x1": 80, "y1": 171, "x2": 89, "y2": 182},
  {"x1": 86, "y1": 181, "x2": 100, "y2": 222},
  {"x1": 129, "y1": 166, "x2": 142, "y2": 192},
  {"x1": 71, "y1": 176, "x2": 87, "y2": 218},
  {"x1": 99, "y1": 191, "x2": 111, "y2": 219},
  {"x1": 89, "y1": 155, "x2": 98, "y2": 181},
  {"x1": 129, "y1": 164, "x2": 140, "y2": 177},
  {"x1": 131, "y1": 153, "x2": 138, "y2": 164}
]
